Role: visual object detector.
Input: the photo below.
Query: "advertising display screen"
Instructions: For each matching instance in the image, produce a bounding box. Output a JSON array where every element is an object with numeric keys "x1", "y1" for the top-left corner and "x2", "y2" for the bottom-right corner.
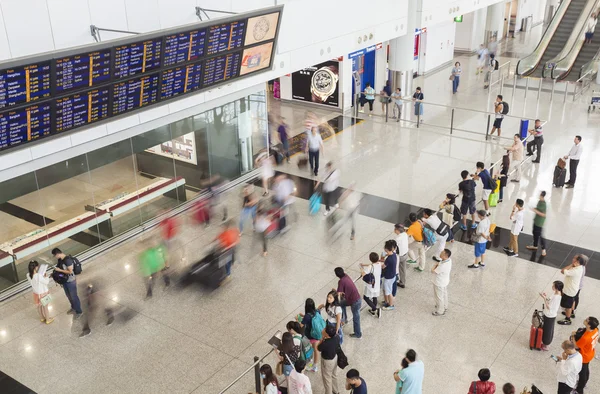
[
  {"x1": 0, "y1": 6, "x2": 282, "y2": 153},
  {"x1": 291, "y1": 60, "x2": 340, "y2": 107}
]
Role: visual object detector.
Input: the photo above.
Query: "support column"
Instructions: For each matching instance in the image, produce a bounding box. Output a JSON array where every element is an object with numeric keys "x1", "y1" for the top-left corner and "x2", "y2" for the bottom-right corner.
[
  {"x1": 374, "y1": 41, "x2": 388, "y2": 93},
  {"x1": 340, "y1": 57, "x2": 354, "y2": 111},
  {"x1": 545, "y1": 0, "x2": 559, "y2": 25},
  {"x1": 485, "y1": 1, "x2": 505, "y2": 43},
  {"x1": 389, "y1": 0, "x2": 418, "y2": 97}
]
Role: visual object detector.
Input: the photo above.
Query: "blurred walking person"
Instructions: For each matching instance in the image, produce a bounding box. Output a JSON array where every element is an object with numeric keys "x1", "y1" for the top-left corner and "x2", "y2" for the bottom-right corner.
[
  {"x1": 256, "y1": 151, "x2": 275, "y2": 196},
  {"x1": 239, "y1": 184, "x2": 258, "y2": 235},
  {"x1": 338, "y1": 182, "x2": 362, "y2": 240},
  {"x1": 306, "y1": 126, "x2": 324, "y2": 176},
  {"x1": 316, "y1": 162, "x2": 340, "y2": 216},
  {"x1": 27, "y1": 261, "x2": 53, "y2": 324},
  {"x1": 278, "y1": 116, "x2": 291, "y2": 162}
]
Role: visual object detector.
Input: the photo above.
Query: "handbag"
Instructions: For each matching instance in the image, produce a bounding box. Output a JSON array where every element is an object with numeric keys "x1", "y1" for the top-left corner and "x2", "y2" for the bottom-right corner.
[
  {"x1": 336, "y1": 345, "x2": 349, "y2": 369},
  {"x1": 275, "y1": 361, "x2": 283, "y2": 375},
  {"x1": 40, "y1": 294, "x2": 52, "y2": 307},
  {"x1": 362, "y1": 265, "x2": 375, "y2": 287},
  {"x1": 531, "y1": 308, "x2": 544, "y2": 328},
  {"x1": 449, "y1": 74, "x2": 455, "y2": 81}
]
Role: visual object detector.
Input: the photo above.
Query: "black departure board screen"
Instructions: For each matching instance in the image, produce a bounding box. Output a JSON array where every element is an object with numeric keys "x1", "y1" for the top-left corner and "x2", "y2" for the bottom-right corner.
[
  {"x1": 55, "y1": 87, "x2": 110, "y2": 133},
  {"x1": 203, "y1": 52, "x2": 241, "y2": 87},
  {"x1": 0, "y1": 62, "x2": 51, "y2": 109},
  {"x1": 0, "y1": 7, "x2": 282, "y2": 154},
  {"x1": 112, "y1": 73, "x2": 160, "y2": 115},
  {"x1": 161, "y1": 62, "x2": 203, "y2": 100},
  {"x1": 113, "y1": 38, "x2": 162, "y2": 79},
  {"x1": 163, "y1": 30, "x2": 207, "y2": 67},
  {"x1": 206, "y1": 21, "x2": 246, "y2": 56},
  {"x1": 0, "y1": 103, "x2": 52, "y2": 149},
  {"x1": 55, "y1": 50, "x2": 111, "y2": 94}
]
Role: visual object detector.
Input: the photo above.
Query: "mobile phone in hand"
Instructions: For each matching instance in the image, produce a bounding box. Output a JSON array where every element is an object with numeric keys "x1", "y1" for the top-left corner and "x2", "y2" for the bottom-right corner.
[{"x1": 550, "y1": 355, "x2": 560, "y2": 362}]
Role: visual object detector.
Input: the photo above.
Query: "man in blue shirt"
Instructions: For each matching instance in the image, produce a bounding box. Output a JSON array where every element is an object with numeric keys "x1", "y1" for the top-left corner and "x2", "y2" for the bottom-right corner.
[
  {"x1": 381, "y1": 240, "x2": 397, "y2": 311},
  {"x1": 394, "y1": 349, "x2": 424, "y2": 394},
  {"x1": 346, "y1": 368, "x2": 367, "y2": 394},
  {"x1": 474, "y1": 161, "x2": 493, "y2": 215}
]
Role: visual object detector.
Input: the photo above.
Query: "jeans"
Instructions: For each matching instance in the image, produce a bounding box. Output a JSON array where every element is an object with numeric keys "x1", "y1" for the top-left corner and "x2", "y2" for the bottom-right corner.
[
  {"x1": 238, "y1": 206, "x2": 256, "y2": 232},
  {"x1": 282, "y1": 139, "x2": 290, "y2": 159},
  {"x1": 452, "y1": 76, "x2": 460, "y2": 93},
  {"x1": 63, "y1": 281, "x2": 82, "y2": 314},
  {"x1": 309, "y1": 149, "x2": 320, "y2": 174},
  {"x1": 527, "y1": 136, "x2": 543, "y2": 161},
  {"x1": 533, "y1": 224, "x2": 546, "y2": 249},
  {"x1": 577, "y1": 362, "x2": 590, "y2": 393},
  {"x1": 568, "y1": 159, "x2": 579, "y2": 185},
  {"x1": 341, "y1": 298, "x2": 362, "y2": 337}
]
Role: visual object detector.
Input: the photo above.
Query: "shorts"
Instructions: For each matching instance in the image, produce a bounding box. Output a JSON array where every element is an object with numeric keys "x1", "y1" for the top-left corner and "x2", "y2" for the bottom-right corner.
[
  {"x1": 561, "y1": 294, "x2": 575, "y2": 309},
  {"x1": 482, "y1": 189, "x2": 492, "y2": 200},
  {"x1": 309, "y1": 339, "x2": 318, "y2": 344},
  {"x1": 474, "y1": 242, "x2": 487, "y2": 257},
  {"x1": 383, "y1": 278, "x2": 395, "y2": 296},
  {"x1": 585, "y1": 32, "x2": 593, "y2": 39},
  {"x1": 460, "y1": 199, "x2": 477, "y2": 215},
  {"x1": 493, "y1": 118, "x2": 504, "y2": 128}
]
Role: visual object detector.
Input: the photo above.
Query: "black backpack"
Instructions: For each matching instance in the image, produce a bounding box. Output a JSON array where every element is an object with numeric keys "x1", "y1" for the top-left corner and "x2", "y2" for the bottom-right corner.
[
  {"x1": 501, "y1": 101, "x2": 509, "y2": 115},
  {"x1": 69, "y1": 255, "x2": 83, "y2": 275}
]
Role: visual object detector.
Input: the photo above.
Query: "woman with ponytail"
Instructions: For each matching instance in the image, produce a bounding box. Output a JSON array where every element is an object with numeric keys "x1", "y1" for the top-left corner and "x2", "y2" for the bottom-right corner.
[{"x1": 26, "y1": 260, "x2": 53, "y2": 324}]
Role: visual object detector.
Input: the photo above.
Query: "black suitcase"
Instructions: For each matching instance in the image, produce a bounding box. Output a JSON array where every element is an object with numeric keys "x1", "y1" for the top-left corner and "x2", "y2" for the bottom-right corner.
[
  {"x1": 185, "y1": 252, "x2": 227, "y2": 289},
  {"x1": 553, "y1": 166, "x2": 566, "y2": 187}
]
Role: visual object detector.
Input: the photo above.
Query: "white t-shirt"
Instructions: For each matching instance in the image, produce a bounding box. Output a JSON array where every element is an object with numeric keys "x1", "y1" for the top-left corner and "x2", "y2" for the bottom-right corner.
[
  {"x1": 557, "y1": 352, "x2": 583, "y2": 388},
  {"x1": 433, "y1": 258, "x2": 452, "y2": 287},
  {"x1": 544, "y1": 294, "x2": 561, "y2": 318},
  {"x1": 510, "y1": 209, "x2": 525, "y2": 236},
  {"x1": 342, "y1": 190, "x2": 361, "y2": 211},
  {"x1": 274, "y1": 179, "x2": 295, "y2": 206},
  {"x1": 265, "y1": 382, "x2": 279, "y2": 394},
  {"x1": 306, "y1": 132, "x2": 322, "y2": 151},
  {"x1": 288, "y1": 369, "x2": 312, "y2": 394},
  {"x1": 395, "y1": 232, "x2": 409, "y2": 256},
  {"x1": 325, "y1": 305, "x2": 342, "y2": 325},
  {"x1": 476, "y1": 217, "x2": 491, "y2": 243},
  {"x1": 255, "y1": 216, "x2": 271, "y2": 233},
  {"x1": 563, "y1": 265, "x2": 584, "y2": 297},
  {"x1": 364, "y1": 262, "x2": 382, "y2": 298},
  {"x1": 27, "y1": 272, "x2": 50, "y2": 295},
  {"x1": 323, "y1": 169, "x2": 340, "y2": 192}
]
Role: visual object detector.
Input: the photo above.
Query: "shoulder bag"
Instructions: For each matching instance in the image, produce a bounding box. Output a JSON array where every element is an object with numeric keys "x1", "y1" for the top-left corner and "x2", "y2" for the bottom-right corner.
[{"x1": 336, "y1": 344, "x2": 349, "y2": 369}]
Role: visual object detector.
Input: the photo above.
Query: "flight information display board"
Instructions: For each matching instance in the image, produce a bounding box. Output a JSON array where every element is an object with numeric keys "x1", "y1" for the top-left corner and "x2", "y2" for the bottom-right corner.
[
  {"x1": 55, "y1": 87, "x2": 110, "y2": 132},
  {"x1": 112, "y1": 73, "x2": 160, "y2": 115},
  {"x1": 206, "y1": 21, "x2": 246, "y2": 56},
  {"x1": 0, "y1": 6, "x2": 282, "y2": 154},
  {"x1": 55, "y1": 50, "x2": 111, "y2": 94},
  {"x1": 0, "y1": 62, "x2": 51, "y2": 109},
  {"x1": 161, "y1": 62, "x2": 203, "y2": 100},
  {"x1": 113, "y1": 38, "x2": 162, "y2": 79},
  {"x1": 0, "y1": 103, "x2": 52, "y2": 149},
  {"x1": 163, "y1": 30, "x2": 207, "y2": 67}
]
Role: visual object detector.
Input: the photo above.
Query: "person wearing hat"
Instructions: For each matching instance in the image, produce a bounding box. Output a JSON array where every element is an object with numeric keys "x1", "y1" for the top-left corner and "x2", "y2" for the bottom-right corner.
[{"x1": 394, "y1": 224, "x2": 409, "y2": 289}]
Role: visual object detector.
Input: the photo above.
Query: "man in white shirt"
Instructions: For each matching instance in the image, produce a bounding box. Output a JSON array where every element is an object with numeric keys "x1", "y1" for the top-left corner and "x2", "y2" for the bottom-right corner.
[
  {"x1": 421, "y1": 209, "x2": 450, "y2": 262},
  {"x1": 503, "y1": 199, "x2": 524, "y2": 257},
  {"x1": 315, "y1": 162, "x2": 340, "y2": 216},
  {"x1": 558, "y1": 255, "x2": 586, "y2": 325},
  {"x1": 394, "y1": 224, "x2": 410, "y2": 289},
  {"x1": 506, "y1": 133, "x2": 524, "y2": 181},
  {"x1": 288, "y1": 359, "x2": 313, "y2": 394},
  {"x1": 563, "y1": 135, "x2": 583, "y2": 189},
  {"x1": 555, "y1": 340, "x2": 582, "y2": 394},
  {"x1": 272, "y1": 174, "x2": 296, "y2": 233},
  {"x1": 431, "y1": 249, "x2": 452, "y2": 316},
  {"x1": 305, "y1": 127, "x2": 324, "y2": 176}
]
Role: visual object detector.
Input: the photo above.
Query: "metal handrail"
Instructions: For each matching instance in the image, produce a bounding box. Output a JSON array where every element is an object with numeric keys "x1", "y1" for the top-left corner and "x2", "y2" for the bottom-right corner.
[
  {"x1": 578, "y1": 48, "x2": 600, "y2": 79},
  {"x1": 573, "y1": 70, "x2": 594, "y2": 100},
  {"x1": 490, "y1": 61, "x2": 512, "y2": 87},
  {"x1": 219, "y1": 348, "x2": 274, "y2": 394}
]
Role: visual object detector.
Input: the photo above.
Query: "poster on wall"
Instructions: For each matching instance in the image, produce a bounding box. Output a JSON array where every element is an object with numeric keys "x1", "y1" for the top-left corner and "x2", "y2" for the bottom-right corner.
[
  {"x1": 145, "y1": 132, "x2": 198, "y2": 165},
  {"x1": 291, "y1": 60, "x2": 339, "y2": 107}
]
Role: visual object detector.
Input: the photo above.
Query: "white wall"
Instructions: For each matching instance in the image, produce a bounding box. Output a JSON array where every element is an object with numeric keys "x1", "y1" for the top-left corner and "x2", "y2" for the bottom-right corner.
[
  {"x1": 423, "y1": 20, "x2": 456, "y2": 73},
  {"x1": 515, "y1": 0, "x2": 548, "y2": 32},
  {"x1": 455, "y1": 8, "x2": 488, "y2": 51},
  {"x1": 0, "y1": 0, "x2": 409, "y2": 174},
  {"x1": 419, "y1": 0, "x2": 504, "y2": 28}
]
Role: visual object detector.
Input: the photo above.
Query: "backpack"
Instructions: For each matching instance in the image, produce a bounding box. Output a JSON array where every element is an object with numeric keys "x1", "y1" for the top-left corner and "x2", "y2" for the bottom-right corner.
[
  {"x1": 422, "y1": 224, "x2": 436, "y2": 248},
  {"x1": 51, "y1": 270, "x2": 69, "y2": 285},
  {"x1": 452, "y1": 205, "x2": 462, "y2": 223},
  {"x1": 294, "y1": 334, "x2": 314, "y2": 361},
  {"x1": 310, "y1": 312, "x2": 326, "y2": 340},
  {"x1": 70, "y1": 255, "x2": 83, "y2": 275},
  {"x1": 501, "y1": 101, "x2": 509, "y2": 115}
]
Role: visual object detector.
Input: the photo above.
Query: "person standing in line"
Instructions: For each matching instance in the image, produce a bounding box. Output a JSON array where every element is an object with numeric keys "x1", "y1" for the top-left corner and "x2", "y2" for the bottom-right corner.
[
  {"x1": 585, "y1": 12, "x2": 597, "y2": 44},
  {"x1": 345, "y1": 369, "x2": 367, "y2": 394},
  {"x1": 396, "y1": 349, "x2": 425, "y2": 394},
  {"x1": 381, "y1": 240, "x2": 398, "y2": 311},
  {"x1": 391, "y1": 87, "x2": 403, "y2": 121},
  {"x1": 489, "y1": 95, "x2": 505, "y2": 138},
  {"x1": 239, "y1": 185, "x2": 258, "y2": 235},
  {"x1": 503, "y1": 199, "x2": 524, "y2": 257},
  {"x1": 473, "y1": 162, "x2": 494, "y2": 215},
  {"x1": 574, "y1": 316, "x2": 599, "y2": 394},
  {"x1": 319, "y1": 290, "x2": 344, "y2": 344},
  {"x1": 316, "y1": 162, "x2": 340, "y2": 216},
  {"x1": 563, "y1": 135, "x2": 583, "y2": 189},
  {"x1": 394, "y1": 224, "x2": 409, "y2": 288},
  {"x1": 467, "y1": 368, "x2": 496, "y2": 394},
  {"x1": 363, "y1": 83, "x2": 376, "y2": 116},
  {"x1": 555, "y1": 340, "x2": 583, "y2": 394},
  {"x1": 439, "y1": 193, "x2": 460, "y2": 229},
  {"x1": 557, "y1": 255, "x2": 586, "y2": 325},
  {"x1": 526, "y1": 119, "x2": 544, "y2": 163},
  {"x1": 288, "y1": 359, "x2": 313, "y2": 394},
  {"x1": 431, "y1": 249, "x2": 452, "y2": 317},
  {"x1": 502, "y1": 383, "x2": 515, "y2": 394},
  {"x1": 476, "y1": 44, "x2": 489, "y2": 74},
  {"x1": 406, "y1": 213, "x2": 426, "y2": 271},
  {"x1": 334, "y1": 267, "x2": 362, "y2": 339},
  {"x1": 318, "y1": 324, "x2": 340, "y2": 394},
  {"x1": 298, "y1": 298, "x2": 320, "y2": 372},
  {"x1": 539, "y1": 280, "x2": 564, "y2": 351},
  {"x1": 26, "y1": 261, "x2": 53, "y2": 324},
  {"x1": 468, "y1": 210, "x2": 491, "y2": 269},
  {"x1": 380, "y1": 80, "x2": 392, "y2": 114},
  {"x1": 260, "y1": 364, "x2": 281, "y2": 394},
  {"x1": 421, "y1": 209, "x2": 450, "y2": 262},
  {"x1": 493, "y1": 154, "x2": 509, "y2": 203},
  {"x1": 526, "y1": 191, "x2": 547, "y2": 256},
  {"x1": 306, "y1": 127, "x2": 324, "y2": 176},
  {"x1": 505, "y1": 134, "x2": 523, "y2": 182},
  {"x1": 51, "y1": 248, "x2": 82, "y2": 318},
  {"x1": 360, "y1": 252, "x2": 382, "y2": 318},
  {"x1": 278, "y1": 116, "x2": 290, "y2": 163},
  {"x1": 412, "y1": 87, "x2": 424, "y2": 123},
  {"x1": 451, "y1": 62, "x2": 461, "y2": 94},
  {"x1": 571, "y1": 255, "x2": 588, "y2": 320},
  {"x1": 458, "y1": 170, "x2": 478, "y2": 230},
  {"x1": 279, "y1": 332, "x2": 301, "y2": 378}
]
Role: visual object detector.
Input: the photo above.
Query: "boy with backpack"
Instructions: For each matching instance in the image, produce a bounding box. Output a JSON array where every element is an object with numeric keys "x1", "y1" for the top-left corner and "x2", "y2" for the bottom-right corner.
[
  {"x1": 473, "y1": 162, "x2": 494, "y2": 215},
  {"x1": 52, "y1": 248, "x2": 83, "y2": 318},
  {"x1": 458, "y1": 170, "x2": 478, "y2": 230},
  {"x1": 287, "y1": 321, "x2": 315, "y2": 370},
  {"x1": 489, "y1": 95, "x2": 508, "y2": 138}
]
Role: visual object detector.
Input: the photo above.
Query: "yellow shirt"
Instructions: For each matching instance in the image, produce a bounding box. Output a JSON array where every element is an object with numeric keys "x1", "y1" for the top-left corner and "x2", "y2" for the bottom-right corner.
[{"x1": 407, "y1": 222, "x2": 423, "y2": 242}]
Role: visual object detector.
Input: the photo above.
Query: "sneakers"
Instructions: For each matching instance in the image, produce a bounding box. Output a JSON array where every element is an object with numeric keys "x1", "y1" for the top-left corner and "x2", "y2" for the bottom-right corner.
[
  {"x1": 506, "y1": 252, "x2": 518, "y2": 257},
  {"x1": 397, "y1": 283, "x2": 405, "y2": 288},
  {"x1": 308, "y1": 365, "x2": 318, "y2": 373},
  {"x1": 376, "y1": 308, "x2": 382, "y2": 319},
  {"x1": 562, "y1": 311, "x2": 576, "y2": 319},
  {"x1": 503, "y1": 247, "x2": 512, "y2": 253},
  {"x1": 407, "y1": 259, "x2": 417, "y2": 265},
  {"x1": 558, "y1": 319, "x2": 572, "y2": 325},
  {"x1": 432, "y1": 311, "x2": 445, "y2": 316},
  {"x1": 471, "y1": 223, "x2": 478, "y2": 229},
  {"x1": 459, "y1": 224, "x2": 467, "y2": 231},
  {"x1": 323, "y1": 210, "x2": 329, "y2": 217},
  {"x1": 432, "y1": 256, "x2": 442, "y2": 262},
  {"x1": 67, "y1": 309, "x2": 76, "y2": 315},
  {"x1": 510, "y1": 179, "x2": 520, "y2": 182},
  {"x1": 382, "y1": 305, "x2": 395, "y2": 311},
  {"x1": 349, "y1": 333, "x2": 362, "y2": 339},
  {"x1": 468, "y1": 264, "x2": 480, "y2": 269},
  {"x1": 479, "y1": 262, "x2": 486, "y2": 267},
  {"x1": 526, "y1": 245, "x2": 538, "y2": 250},
  {"x1": 74, "y1": 313, "x2": 83, "y2": 319},
  {"x1": 541, "y1": 249, "x2": 547, "y2": 256},
  {"x1": 368, "y1": 309, "x2": 376, "y2": 317},
  {"x1": 79, "y1": 330, "x2": 91, "y2": 338},
  {"x1": 45, "y1": 318, "x2": 54, "y2": 324},
  {"x1": 541, "y1": 344, "x2": 549, "y2": 351},
  {"x1": 414, "y1": 267, "x2": 424, "y2": 272}
]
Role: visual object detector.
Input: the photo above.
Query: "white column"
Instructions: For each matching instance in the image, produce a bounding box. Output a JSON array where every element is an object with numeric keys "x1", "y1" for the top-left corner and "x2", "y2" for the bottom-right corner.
[
  {"x1": 340, "y1": 57, "x2": 353, "y2": 111},
  {"x1": 545, "y1": 0, "x2": 558, "y2": 24},
  {"x1": 389, "y1": 0, "x2": 418, "y2": 96},
  {"x1": 374, "y1": 42, "x2": 388, "y2": 93},
  {"x1": 485, "y1": 1, "x2": 505, "y2": 43}
]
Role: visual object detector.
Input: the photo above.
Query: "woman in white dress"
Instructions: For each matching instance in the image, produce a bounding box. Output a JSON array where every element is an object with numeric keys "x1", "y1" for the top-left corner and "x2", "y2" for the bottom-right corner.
[
  {"x1": 27, "y1": 260, "x2": 53, "y2": 324},
  {"x1": 256, "y1": 152, "x2": 275, "y2": 196}
]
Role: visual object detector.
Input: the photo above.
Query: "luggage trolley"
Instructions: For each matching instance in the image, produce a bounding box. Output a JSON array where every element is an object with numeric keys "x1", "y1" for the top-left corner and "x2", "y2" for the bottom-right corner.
[{"x1": 589, "y1": 90, "x2": 600, "y2": 112}]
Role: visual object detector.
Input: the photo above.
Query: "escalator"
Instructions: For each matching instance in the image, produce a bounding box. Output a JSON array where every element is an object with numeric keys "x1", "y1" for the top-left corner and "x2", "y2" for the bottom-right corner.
[
  {"x1": 517, "y1": 0, "x2": 589, "y2": 77},
  {"x1": 560, "y1": 41, "x2": 600, "y2": 81}
]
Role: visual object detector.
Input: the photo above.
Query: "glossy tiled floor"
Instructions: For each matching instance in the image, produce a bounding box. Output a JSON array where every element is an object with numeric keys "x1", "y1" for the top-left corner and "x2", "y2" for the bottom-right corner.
[{"x1": 2, "y1": 27, "x2": 600, "y2": 393}]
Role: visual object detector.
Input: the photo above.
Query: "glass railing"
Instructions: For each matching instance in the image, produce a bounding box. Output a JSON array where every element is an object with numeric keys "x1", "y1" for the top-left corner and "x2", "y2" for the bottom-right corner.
[
  {"x1": 516, "y1": 0, "x2": 573, "y2": 76},
  {"x1": 551, "y1": 0, "x2": 600, "y2": 79},
  {"x1": 578, "y1": 48, "x2": 600, "y2": 79}
]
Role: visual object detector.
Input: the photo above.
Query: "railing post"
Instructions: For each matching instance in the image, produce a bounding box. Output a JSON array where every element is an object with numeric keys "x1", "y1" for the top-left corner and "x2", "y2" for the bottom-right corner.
[
  {"x1": 500, "y1": 75, "x2": 504, "y2": 95},
  {"x1": 450, "y1": 108, "x2": 454, "y2": 134},
  {"x1": 550, "y1": 79, "x2": 556, "y2": 103},
  {"x1": 511, "y1": 75, "x2": 517, "y2": 109},
  {"x1": 385, "y1": 101, "x2": 388, "y2": 123},
  {"x1": 524, "y1": 77, "x2": 529, "y2": 98},
  {"x1": 254, "y1": 356, "x2": 261, "y2": 393},
  {"x1": 485, "y1": 114, "x2": 491, "y2": 140},
  {"x1": 417, "y1": 111, "x2": 420, "y2": 128},
  {"x1": 537, "y1": 78, "x2": 542, "y2": 100},
  {"x1": 564, "y1": 83, "x2": 568, "y2": 103}
]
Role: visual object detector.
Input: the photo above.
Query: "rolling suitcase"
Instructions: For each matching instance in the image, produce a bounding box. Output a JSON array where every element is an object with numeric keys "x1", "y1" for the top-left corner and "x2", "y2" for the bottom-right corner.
[
  {"x1": 529, "y1": 325, "x2": 543, "y2": 350},
  {"x1": 553, "y1": 166, "x2": 566, "y2": 187}
]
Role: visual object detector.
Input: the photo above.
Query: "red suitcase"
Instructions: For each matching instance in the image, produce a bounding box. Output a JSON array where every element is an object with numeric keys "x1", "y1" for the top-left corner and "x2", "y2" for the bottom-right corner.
[{"x1": 529, "y1": 325, "x2": 543, "y2": 350}]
